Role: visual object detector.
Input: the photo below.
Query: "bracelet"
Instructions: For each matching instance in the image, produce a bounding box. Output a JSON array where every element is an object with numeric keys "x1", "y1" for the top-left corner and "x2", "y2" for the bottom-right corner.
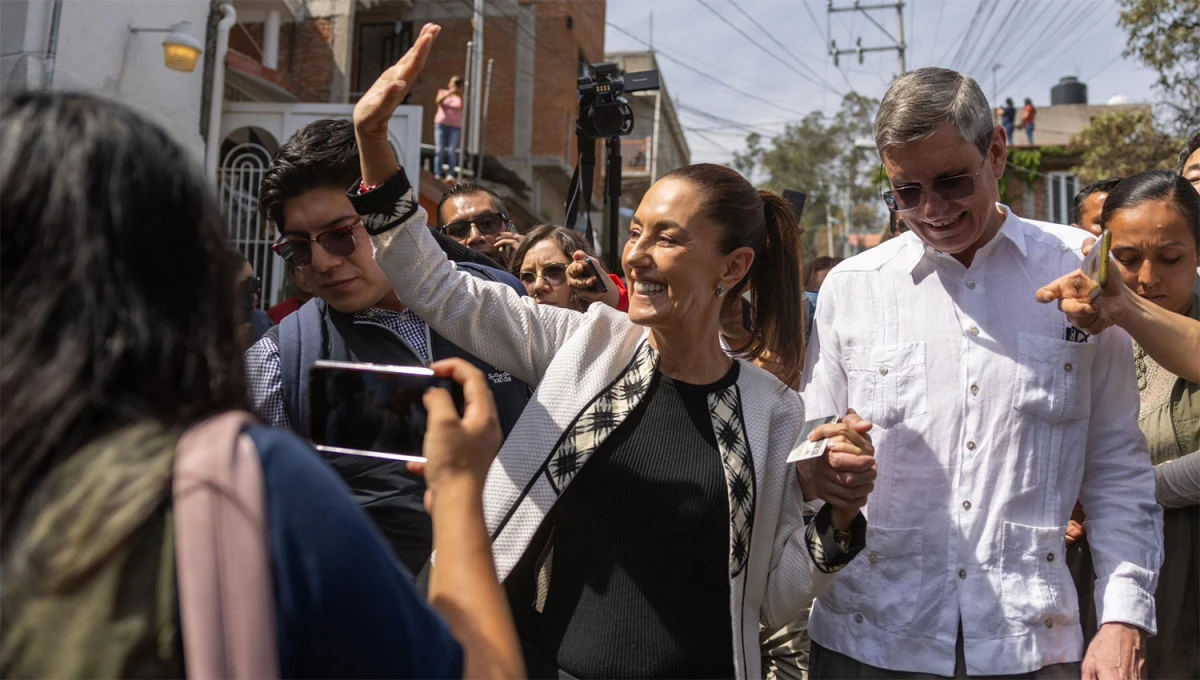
[{"x1": 359, "y1": 167, "x2": 402, "y2": 194}]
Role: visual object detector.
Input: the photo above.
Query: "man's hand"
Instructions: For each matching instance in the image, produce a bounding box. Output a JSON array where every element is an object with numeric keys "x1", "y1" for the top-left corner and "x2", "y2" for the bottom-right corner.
[
  {"x1": 798, "y1": 410, "x2": 877, "y2": 530},
  {"x1": 354, "y1": 22, "x2": 440, "y2": 186},
  {"x1": 492, "y1": 229, "x2": 524, "y2": 253},
  {"x1": 409, "y1": 358, "x2": 502, "y2": 512},
  {"x1": 566, "y1": 250, "x2": 621, "y2": 309},
  {"x1": 1082, "y1": 622, "x2": 1147, "y2": 680}
]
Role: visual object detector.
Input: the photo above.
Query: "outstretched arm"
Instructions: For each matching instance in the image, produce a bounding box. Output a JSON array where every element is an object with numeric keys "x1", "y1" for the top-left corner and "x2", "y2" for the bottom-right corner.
[{"x1": 349, "y1": 24, "x2": 584, "y2": 385}]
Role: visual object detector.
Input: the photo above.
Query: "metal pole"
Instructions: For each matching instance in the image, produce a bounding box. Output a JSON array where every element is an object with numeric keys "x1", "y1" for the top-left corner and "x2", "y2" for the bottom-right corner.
[
  {"x1": 650, "y1": 91, "x2": 662, "y2": 181},
  {"x1": 469, "y1": 0, "x2": 485, "y2": 162},
  {"x1": 991, "y1": 63, "x2": 1001, "y2": 104},
  {"x1": 42, "y1": 0, "x2": 63, "y2": 89},
  {"x1": 457, "y1": 41, "x2": 472, "y2": 181},
  {"x1": 896, "y1": 0, "x2": 906, "y2": 74},
  {"x1": 477, "y1": 58, "x2": 494, "y2": 181}
]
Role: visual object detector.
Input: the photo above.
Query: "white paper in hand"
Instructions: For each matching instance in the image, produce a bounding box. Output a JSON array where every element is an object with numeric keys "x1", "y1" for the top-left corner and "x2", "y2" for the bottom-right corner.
[{"x1": 787, "y1": 415, "x2": 839, "y2": 463}]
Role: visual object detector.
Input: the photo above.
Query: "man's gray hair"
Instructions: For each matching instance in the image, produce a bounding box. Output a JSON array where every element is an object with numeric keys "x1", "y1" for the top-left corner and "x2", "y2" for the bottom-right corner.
[{"x1": 875, "y1": 67, "x2": 995, "y2": 155}]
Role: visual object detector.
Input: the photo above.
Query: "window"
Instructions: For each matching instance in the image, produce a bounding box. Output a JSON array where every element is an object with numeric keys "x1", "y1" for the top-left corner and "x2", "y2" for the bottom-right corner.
[
  {"x1": 353, "y1": 21, "x2": 412, "y2": 99},
  {"x1": 1047, "y1": 172, "x2": 1079, "y2": 225}
]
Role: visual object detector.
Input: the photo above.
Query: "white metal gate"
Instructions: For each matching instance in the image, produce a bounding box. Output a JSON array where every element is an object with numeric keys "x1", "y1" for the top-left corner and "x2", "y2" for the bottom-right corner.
[{"x1": 219, "y1": 141, "x2": 286, "y2": 308}]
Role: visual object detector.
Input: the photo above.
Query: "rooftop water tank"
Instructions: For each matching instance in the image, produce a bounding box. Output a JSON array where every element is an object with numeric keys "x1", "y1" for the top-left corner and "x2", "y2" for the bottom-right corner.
[{"x1": 1051, "y1": 76, "x2": 1088, "y2": 105}]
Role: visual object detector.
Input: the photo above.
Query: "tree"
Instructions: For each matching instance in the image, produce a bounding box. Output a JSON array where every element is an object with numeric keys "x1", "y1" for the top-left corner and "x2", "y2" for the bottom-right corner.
[
  {"x1": 1068, "y1": 110, "x2": 1179, "y2": 184},
  {"x1": 1118, "y1": 0, "x2": 1200, "y2": 135},
  {"x1": 732, "y1": 93, "x2": 882, "y2": 257}
]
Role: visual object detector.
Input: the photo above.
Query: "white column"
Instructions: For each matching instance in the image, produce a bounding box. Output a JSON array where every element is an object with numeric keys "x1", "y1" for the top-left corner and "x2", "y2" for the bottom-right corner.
[{"x1": 262, "y1": 9, "x2": 280, "y2": 69}]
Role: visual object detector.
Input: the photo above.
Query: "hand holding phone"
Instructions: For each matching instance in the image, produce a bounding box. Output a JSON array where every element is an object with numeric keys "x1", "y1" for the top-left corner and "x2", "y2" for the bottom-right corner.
[
  {"x1": 1080, "y1": 229, "x2": 1113, "y2": 297},
  {"x1": 417, "y1": 358, "x2": 504, "y2": 497},
  {"x1": 308, "y1": 360, "x2": 465, "y2": 463}
]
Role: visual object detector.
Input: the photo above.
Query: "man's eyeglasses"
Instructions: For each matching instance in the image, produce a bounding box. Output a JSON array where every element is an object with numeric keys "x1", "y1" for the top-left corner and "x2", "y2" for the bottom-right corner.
[
  {"x1": 441, "y1": 212, "x2": 509, "y2": 240},
  {"x1": 271, "y1": 222, "x2": 359, "y2": 267},
  {"x1": 518, "y1": 262, "x2": 568, "y2": 287},
  {"x1": 882, "y1": 157, "x2": 988, "y2": 213}
]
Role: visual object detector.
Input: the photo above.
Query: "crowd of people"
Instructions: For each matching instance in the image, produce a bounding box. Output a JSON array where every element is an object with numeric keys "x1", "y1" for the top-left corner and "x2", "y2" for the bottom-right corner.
[{"x1": 2, "y1": 20, "x2": 1198, "y2": 680}]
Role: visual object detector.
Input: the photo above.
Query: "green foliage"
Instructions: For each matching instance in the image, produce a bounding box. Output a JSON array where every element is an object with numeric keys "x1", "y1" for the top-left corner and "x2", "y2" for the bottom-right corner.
[
  {"x1": 1067, "y1": 110, "x2": 1179, "y2": 184},
  {"x1": 1118, "y1": 0, "x2": 1200, "y2": 135},
  {"x1": 998, "y1": 148, "x2": 1041, "y2": 203},
  {"x1": 732, "y1": 92, "x2": 883, "y2": 256}
]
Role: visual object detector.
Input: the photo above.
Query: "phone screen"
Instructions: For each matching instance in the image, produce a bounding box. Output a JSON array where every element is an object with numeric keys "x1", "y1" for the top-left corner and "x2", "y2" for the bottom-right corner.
[{"x1": 307, "y1": 360, "x2": 463, "y2": 463}]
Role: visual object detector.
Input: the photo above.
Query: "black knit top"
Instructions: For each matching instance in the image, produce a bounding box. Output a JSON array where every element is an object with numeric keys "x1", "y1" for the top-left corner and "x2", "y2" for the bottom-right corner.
[{"x1": 536, "y1": 363, "x2": 739, "y2": 678}]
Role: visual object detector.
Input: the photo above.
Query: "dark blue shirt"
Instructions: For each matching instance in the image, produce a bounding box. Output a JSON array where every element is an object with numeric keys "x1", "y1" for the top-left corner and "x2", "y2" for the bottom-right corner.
[{"x1": 247, "y1": 425, "x2": 463, "y2": 678}]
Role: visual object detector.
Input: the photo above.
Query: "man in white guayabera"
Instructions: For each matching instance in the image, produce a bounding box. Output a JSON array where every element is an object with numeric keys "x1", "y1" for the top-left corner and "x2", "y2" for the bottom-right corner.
[{"x1": 801, "y1": 66, "x2": 1163, "y2": 680}]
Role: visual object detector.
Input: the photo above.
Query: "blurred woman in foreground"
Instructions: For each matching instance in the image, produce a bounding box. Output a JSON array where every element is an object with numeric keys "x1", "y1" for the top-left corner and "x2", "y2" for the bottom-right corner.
[{"x1": 0, "y1": 92, "x2": 520, "y2": 679}]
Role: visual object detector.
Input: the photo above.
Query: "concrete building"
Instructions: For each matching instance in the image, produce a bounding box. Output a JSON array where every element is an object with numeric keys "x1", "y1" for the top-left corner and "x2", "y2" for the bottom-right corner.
[
  {"x1": 994, "y1": 76, "x2": 1152, "y2": 225},
  {"x1": 1, "y1": 0, "x2": 425, "y2": 307}
]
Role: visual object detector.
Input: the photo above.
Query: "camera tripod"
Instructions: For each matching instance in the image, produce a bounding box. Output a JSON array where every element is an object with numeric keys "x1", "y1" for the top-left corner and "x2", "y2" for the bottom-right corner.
[{"x1": 564, "y1": 131, "x2": 623, "y2": 274}]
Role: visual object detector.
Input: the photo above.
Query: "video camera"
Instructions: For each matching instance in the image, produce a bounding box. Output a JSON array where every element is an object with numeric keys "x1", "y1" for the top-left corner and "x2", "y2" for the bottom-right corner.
[{"x1": 576, "y1": 63, "x2": 660, "y2": 140}]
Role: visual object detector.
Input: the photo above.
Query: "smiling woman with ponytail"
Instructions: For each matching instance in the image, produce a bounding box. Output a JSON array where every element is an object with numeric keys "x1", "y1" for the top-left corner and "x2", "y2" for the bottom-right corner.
[{"x1": 350, "y1": 28, "x2": 878, "y2": 675}]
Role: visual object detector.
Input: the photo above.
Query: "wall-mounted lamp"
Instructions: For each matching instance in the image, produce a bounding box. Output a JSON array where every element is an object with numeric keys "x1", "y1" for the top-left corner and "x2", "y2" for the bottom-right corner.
[{"x1": 129, "y1": 21, "x2": 203, "y2": 73}]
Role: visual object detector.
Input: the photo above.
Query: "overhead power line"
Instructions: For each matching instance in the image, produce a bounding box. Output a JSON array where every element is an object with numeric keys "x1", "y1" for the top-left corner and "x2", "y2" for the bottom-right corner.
[
  {"x1": 605, "y1": 21, "x2": 813, "y2": 116},
  {"x1": 723, "y1": 0, "x2": 842, "y2": 92},
  {"x1": 694, "y1": 0, "x2": 844, "y2": 95}
]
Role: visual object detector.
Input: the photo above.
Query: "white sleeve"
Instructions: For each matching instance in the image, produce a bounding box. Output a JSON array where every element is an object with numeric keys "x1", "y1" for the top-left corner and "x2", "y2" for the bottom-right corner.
[
  {"x1": 1077, "y1": 327, "x2": 1164, "y2": 634},
  {"x1": 1155, "y1": 450, "x2": 1200, "y2": 509},
  {"x1": 368, "y1": 204, "x2": 585, "y2": 387},
  {"x1": 800, "y1": 281, "x2": 848, "y2": 419}
]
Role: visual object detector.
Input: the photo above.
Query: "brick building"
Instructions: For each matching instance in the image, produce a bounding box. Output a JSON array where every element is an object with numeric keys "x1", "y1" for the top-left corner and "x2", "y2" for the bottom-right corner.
[
  {"x1": 229, "y1": 0, "x2": 617, "y2": 234},
  {"x1": 992, "y1": 77, "x2": 1152, "y2": 225}
]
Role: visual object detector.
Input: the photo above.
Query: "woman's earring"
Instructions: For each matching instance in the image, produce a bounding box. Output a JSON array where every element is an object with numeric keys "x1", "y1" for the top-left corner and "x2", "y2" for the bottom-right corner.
[{"x1": 715, "y1": 284, "x2": 726, "y2": 298}]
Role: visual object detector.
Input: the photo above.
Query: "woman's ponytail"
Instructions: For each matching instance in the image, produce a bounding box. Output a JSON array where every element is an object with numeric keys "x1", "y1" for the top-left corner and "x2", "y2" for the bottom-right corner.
[{"x1": 746, "y1": 191, "x2": 805, "y2": 387}]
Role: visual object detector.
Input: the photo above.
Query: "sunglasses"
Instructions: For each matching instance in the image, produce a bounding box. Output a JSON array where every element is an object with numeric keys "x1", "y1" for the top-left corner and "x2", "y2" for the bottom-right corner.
[
  {"x1": 441, "y1": 212, "x2": 509, "y2": 240},
  {"x1": 272, "y1": 222, "x2": 359, "y2": 267},
  {"x1": 882, "y1": 157, "x2": 988, "y2": 213},
  {"x1": 518, "y1": 262, "x2": 568, "y2": 287}
]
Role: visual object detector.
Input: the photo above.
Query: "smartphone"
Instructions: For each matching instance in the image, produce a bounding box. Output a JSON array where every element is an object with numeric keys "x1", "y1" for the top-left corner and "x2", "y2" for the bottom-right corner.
[
  {"x1": 583, "y1": 256, "x2": 609, "y2": 294},
  {"x1": 1080, "y1": 229, "x2": 1113, "y2": 296},
  {"x1": 307, "y1": 360, "x2": 464, "y2": 463}
]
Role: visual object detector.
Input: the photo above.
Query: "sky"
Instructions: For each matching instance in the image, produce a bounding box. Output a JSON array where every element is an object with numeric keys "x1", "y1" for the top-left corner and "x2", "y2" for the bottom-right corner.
[{"x1": 603, "y1": 0, "x2": 1160, "y2": 165}]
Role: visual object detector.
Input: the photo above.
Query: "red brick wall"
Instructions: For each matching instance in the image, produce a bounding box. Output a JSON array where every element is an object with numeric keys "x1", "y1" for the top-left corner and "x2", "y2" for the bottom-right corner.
[
  {"x1": 405, "y1": 1, "x2": 606, "y2": 169},
  {"x1": 232, "y1": 19, "x2": 338, "y2": 102}
]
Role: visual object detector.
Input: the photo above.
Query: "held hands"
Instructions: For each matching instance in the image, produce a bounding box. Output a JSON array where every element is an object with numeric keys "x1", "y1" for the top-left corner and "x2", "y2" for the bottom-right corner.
[
  {"x1": 566, "y1": 251, "x2": 621, "y2": 309},
  {"x1": 798, "y1": 410, "x2": 877, "y2": 530},
  {"x1": 1036, "y1": 238, "x2": 1131, "y2": 335},
  {"x1": 408, "y1": 358, "x2": 502, "y2": 512}
]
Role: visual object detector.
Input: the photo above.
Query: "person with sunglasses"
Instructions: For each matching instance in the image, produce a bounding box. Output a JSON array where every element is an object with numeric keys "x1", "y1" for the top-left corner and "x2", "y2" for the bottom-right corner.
[
  {"x1": 249, "y1": 118, "x2": 531, "y2": 576},
  {"x1": 437, "y1": 181, "x2": 522, "y2": 266},
  {"x1": 802, "y1": 67, "x2": 1162, "y2": 679},
  {"x1": 509, "y1": 224, "x2": 628, "y2": 312},
  {"x1": 351, "y1": 25, "x2": 877, "y2": 679}
]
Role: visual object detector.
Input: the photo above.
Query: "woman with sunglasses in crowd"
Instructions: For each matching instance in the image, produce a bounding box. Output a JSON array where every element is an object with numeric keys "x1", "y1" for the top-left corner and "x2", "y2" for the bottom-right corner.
[
  {"x1": 350, "y1": 25, "x2": 877, "y2": 679},
  {"x1": 1038, "y1": 170, "x2": 1200, "y2": 680},
  {"x1": 1, "y1": 92, "x2": 523, "y2": 678},
  {"x1": 509, "y1": 224, "x2": 628, "y2": 312}
]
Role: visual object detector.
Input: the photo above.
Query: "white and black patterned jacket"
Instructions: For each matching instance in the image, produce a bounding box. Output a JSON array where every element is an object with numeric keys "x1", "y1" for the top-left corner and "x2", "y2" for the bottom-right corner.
[{"x1": 353, "y1": 172, "x2": 859, "y2": 679}]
